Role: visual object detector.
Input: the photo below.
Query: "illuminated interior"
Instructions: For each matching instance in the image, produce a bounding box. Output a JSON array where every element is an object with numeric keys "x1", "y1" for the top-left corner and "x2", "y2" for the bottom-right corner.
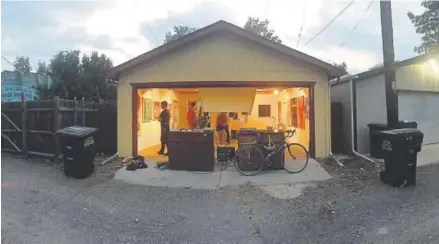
[{"x1": 136, "y1": 87, "x2": 310, "y2": 160}]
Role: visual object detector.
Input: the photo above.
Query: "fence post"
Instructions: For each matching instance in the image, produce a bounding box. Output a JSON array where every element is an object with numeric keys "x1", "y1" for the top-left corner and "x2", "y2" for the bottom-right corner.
[
  {"x1": 82, "y1": 97, "x2": 85, "y2": 126},
  {"x1": 53, "y1": 97, "x2": 61, "y2": 162},
  {"x1": 74, "y1": 97, "x2": 78, "y2": 125},
  {"x1": 22, "y1": 97, "x2": 28, "y2": 158}
]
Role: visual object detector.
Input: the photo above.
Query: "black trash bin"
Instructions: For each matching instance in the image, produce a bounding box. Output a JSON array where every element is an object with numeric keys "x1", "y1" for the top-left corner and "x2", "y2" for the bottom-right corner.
[
  {"x1": 368, "y1": 121, "x2": 418, "y2": 159},
  {"x1": 57, "y1": 126, "x2": 98, "y2": 179},
  {"x1": 378, "y1": 128, "x2": 423, "y2": 187}
]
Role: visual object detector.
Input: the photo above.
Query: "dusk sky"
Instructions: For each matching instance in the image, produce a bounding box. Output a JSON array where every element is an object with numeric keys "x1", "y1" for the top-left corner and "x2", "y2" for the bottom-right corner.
[{"x1": 1, "y1": 0, "x2": 426, "y2": 74}]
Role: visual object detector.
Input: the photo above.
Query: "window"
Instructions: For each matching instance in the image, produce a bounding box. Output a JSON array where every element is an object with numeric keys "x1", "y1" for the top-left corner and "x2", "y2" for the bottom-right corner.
[
  {"x1": 258, "y1": 104, "x2": 271, "y2": 117},
  {"x1": 142, "y1": 97, "x2": 152, "y2": 122}
]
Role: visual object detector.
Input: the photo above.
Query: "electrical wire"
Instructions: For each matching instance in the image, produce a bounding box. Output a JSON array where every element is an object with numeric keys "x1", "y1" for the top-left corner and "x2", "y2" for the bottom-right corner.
[
  {"x1": 296, "y1": 0, "x2": 308, "y2": 48},
  {"x1": 339, "y1": 1, "x2": 374, "y2": 48},
  {"x1": 2, "y1": 55, "x2": 14, "y2": 67},
  {"x1": 262, "y1": 0, "x2": 272, "y2": 20},
  {"x1": 302, "y1": 0, "x2": 356, "y2": 48}
]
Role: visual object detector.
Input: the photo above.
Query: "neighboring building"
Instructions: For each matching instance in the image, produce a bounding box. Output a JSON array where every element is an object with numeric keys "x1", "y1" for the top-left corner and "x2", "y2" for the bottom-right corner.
[
  {"x1": 331, "y1": 53, "x2": 439, "y2": 165},
  {"x1": 1, "y1": 70, "x2": 52, "y2": 102},
  {"x1": 108, "y1": 20, "x2": 343, "y2": 158}
]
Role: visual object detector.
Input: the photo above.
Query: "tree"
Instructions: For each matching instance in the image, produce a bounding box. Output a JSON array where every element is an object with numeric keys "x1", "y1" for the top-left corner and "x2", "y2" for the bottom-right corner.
[
  {"x1": 36, "y1": 61, "x2": 49, "y2": 75},
  {"x1": 243, "y1": 17, "x2": 282, "y2": 43},
  {"x1": 164, "y1": 25, "x2": 197, "y2": 44},
  {"x1": 332, "y1": 62, "x2": 349, "y2": 75},
  {"x1": 36, "y1": 50, "x2": 115, "y2": 101},
  {"x1": 80, "y1": 51, "x2": 115, "y2": 101},
  {"x1": 13, "y1": 56, "x2": 31, "y2": 74},
  {"x1": 408, "y1": 1, "x2": 439, "y2": 53}
]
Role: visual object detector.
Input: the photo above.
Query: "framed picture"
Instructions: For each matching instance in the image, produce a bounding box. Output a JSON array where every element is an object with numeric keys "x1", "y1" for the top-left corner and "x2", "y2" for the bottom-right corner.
[
  {"x1": 229, "y1": 112, "x2": 238, "y2": 120},
  {"x1": 142, "y1": 97, "x2": 152, "y2": 122},
  {"x1": 153, "y1": 101, "x2": 161, "y2": 120},
  {"x1": 172, "y1": 101, "x2": 178, "y2": 128}
]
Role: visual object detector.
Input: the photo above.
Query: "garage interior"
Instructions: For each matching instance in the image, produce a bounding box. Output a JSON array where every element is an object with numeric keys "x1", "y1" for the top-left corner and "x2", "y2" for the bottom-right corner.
[{"x1": 136, "y1": 86, "x2": 310, "y2": 161}]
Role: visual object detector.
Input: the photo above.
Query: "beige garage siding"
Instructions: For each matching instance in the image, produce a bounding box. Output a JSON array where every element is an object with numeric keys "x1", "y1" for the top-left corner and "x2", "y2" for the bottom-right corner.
[{"x1": 117, "y1": 33, "x2": 331, "y2": 158}]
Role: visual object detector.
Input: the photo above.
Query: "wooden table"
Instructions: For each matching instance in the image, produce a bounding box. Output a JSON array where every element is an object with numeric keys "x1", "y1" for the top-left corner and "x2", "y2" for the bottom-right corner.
[{"x1": 167, "y1": 130, "x2": 215, "y2": 171}]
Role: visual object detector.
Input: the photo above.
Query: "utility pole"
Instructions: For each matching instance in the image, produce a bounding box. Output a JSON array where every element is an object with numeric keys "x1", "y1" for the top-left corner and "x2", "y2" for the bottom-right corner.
[{"x1": 380, "y1": 0, "x2": 399, "y2": 128}]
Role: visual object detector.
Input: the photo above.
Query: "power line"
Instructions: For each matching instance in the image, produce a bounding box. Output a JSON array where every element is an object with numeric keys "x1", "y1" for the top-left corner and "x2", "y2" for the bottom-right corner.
[
  {"x1": 2, "y1": 56, "x2": 14, "y2": 67},
  {"x1": 302, "y1": 0, "x2": 356, "y2": 48},
  {"x1": 262, "y1": 0, "x2": 272, "y2": 20},
  {"x1": 296, "y1": 0, "x2": 308, "y2": 48},
  {"x1": 339, "y1": 1, "x2": 374, "y2": 48}
]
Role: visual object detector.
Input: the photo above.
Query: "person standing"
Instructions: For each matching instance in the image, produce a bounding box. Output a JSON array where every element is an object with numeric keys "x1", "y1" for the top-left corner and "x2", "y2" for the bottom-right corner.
[
  {"x1": 158, "y1": 101, "x2": 170, "y2": 156},
  {"x1": 224, "y1": 117, "x2": 231, "y2": 144},
  {"x1": 216, "y1": 112, "x2": 227, "y2": 145},
  {"x1": 187, "y1": 101, "x2": 198, "y2": 130}
]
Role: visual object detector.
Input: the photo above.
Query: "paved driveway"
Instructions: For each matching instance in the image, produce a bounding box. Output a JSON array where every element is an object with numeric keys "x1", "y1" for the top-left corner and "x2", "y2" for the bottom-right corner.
[{"x1": 2, "y1": 155, "x2": 439, "y2": 244}]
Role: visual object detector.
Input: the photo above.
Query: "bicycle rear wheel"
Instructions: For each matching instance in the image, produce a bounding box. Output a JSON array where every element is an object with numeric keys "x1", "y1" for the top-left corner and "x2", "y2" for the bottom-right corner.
[
  {"x1": 234, "y1": 146, "x2": 264, "y2": 176},
  {"x1": 284, "y1": 143, "x2": 309, "y2": 173}
]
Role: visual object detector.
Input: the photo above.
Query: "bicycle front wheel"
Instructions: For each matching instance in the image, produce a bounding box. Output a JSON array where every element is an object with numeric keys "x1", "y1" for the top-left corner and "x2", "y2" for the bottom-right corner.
[
  {"x1": 234, "y1": 146, "x2": 264, "y2": 176},
  {"x1": 284, "y1": 143, "x2": 309, "y2": 173}
]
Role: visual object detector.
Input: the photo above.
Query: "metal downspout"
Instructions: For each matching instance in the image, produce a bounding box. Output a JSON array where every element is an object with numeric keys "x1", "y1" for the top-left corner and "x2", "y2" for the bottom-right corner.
[
  {"x1": 349, "y1": 79, "x2": 375, "y2": 163},
  {"x1": 328, "y1": 79, "x2": 345, "y2": 167}
]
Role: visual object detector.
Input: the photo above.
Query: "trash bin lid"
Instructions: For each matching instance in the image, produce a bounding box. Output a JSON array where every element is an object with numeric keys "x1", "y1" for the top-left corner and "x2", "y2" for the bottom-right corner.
[
  {"x1": 367, "y1": 123, "x2": 388, "y2": 129},
  {"x1": 57, "y1": 126, "x2": 98, "y2": 137},
  {"x1": 380, "y1": 128, "x2": 421, "y2": 135}
]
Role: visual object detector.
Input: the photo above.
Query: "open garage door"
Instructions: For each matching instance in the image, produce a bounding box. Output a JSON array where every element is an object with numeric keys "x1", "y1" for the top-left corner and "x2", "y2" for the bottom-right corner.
[{"x1": 199, "y1": 88, "x2": 257, "y2": 113}]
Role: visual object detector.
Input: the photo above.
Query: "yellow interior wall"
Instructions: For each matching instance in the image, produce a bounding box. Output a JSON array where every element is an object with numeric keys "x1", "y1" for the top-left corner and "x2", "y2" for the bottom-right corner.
[
  {"x1": 137, "y1": 89, "x2": 177, "y2": 151},
  {"x1": 117, "y1": 33, "x2": 330, "y2": 158},
  {"x1": 279, "y1": 88, "x2": 310, "y2": 150},
  {"x1": 175, "y1": 92, "x2": 200, "y2": 129}
]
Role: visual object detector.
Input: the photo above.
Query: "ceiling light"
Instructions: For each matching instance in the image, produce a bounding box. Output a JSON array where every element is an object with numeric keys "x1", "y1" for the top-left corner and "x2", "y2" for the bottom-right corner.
[{"x1": 273, "y1": 89, "x2": 279, "y2": 95}]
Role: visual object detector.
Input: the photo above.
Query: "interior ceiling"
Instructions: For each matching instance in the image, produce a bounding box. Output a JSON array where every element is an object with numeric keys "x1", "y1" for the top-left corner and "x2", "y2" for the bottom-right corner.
[{"x1": 172, "y1": 88, "x2": 286, "y2": 93}]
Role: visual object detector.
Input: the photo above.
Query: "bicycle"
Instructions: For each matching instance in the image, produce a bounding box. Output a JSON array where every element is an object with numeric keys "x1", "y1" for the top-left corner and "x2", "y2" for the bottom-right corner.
[{"x1": 234, "y1": 129, "x2": 309, "y2": 176}]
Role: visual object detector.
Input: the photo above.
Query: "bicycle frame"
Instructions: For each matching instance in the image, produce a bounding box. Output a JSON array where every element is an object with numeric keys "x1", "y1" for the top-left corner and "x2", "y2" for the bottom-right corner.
[
  {"x1": 263, "y1": 140, "x2": 288, "y2": 165},
  {"x1": 262, "y1": 130, "x2": 295, "y2": 166}
]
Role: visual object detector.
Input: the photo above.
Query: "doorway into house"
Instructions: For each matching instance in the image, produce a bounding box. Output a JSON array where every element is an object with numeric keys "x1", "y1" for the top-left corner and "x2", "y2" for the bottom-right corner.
[{"x1": 135, "y1": 86, "x2": 313, "y2": 160}]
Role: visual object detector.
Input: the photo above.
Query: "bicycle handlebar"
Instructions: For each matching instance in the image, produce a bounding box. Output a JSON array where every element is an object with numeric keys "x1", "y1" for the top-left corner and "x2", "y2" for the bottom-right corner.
[
  {"x1": 238, "y1": 129, "x2": 296, "y2": 144},
  {"x1": 283, "y1": 129, "x2": 296, "y2": 138}
]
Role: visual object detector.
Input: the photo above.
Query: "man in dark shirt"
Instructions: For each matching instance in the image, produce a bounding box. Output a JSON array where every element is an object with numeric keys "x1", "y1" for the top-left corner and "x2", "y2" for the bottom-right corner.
[{"x1": 158, "y1": 101, "x2": 170, "y2": 156}]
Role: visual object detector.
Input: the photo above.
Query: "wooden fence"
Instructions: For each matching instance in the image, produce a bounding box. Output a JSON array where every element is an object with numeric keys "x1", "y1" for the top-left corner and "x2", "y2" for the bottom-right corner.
[{"x1": 1, "y1": 97, "x2": 117, "y2": 159}]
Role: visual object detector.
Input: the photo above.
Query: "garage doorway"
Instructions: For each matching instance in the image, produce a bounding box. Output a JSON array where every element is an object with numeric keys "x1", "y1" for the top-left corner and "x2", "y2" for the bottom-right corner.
[{"x1": 131, "y1": 81, "x2": 316, "y2": 159}]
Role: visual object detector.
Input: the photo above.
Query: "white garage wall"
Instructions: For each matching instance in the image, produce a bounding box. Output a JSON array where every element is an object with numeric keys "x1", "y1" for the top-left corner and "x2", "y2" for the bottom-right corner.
[
  {"x1": 356, "y1": 74, "x2": 388, "y2": 154},
  {"x1": 398, "y1": 91, "x2": 439, "y2": 144}
]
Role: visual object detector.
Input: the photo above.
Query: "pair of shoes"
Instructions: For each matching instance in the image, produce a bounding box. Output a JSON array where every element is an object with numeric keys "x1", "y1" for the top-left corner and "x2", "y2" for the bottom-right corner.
[
  {"x1": 163, "y1": 153, "x2": 168, "y2": 156},
  {"x1": 157, "y1": 151, "x2": 164, "y2": 155}
]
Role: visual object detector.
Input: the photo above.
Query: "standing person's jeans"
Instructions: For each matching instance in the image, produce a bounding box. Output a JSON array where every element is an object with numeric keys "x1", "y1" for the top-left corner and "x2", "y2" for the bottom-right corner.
[
  {"x1": 225, "y1": 124, "x2": 230, "y2": 144},
  {"x1": 158, "y1": 126, "x2": 169, "y2": 155}
]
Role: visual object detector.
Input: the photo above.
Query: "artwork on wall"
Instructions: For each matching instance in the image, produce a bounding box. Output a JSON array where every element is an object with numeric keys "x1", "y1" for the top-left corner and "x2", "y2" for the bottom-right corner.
[
  {"x1": 142, "y1": 97, "x2": 153, "y2": 122},
  {"x1": 304, "y1": 97, "x2": 310, "y2": 119},
  {"x1": 297, "y1": 96, "x2": 305, "y2": 129},
  {"x1": 290, "y1": 96, "x2": 306, "y2": 129},
  {"x1": 291, "y1": 98, "x2": 298, "y2": 127},
  {"x1": 172, "y1": 100, "x2": 178, "y2": 128},
  {"x1": 229, "y1": 112, "x2": 238, "y2": 120},
  {"x1": 153, "y1": 101, "x2": 161, "y2": 120}
]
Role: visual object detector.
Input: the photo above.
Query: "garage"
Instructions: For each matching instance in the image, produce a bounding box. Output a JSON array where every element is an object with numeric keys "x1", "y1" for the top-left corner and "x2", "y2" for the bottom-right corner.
[{"x1": 108, "y1": 20, "x2": 343, "y2": 160}]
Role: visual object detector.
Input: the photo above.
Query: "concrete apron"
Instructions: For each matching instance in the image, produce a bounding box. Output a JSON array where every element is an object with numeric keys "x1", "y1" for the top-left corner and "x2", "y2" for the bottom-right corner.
[
  {"x1": 114, "y1": 159, "x2": 331, "y2": 198},
  {"x1": 417, "y1": 143, "x2": 439, "y2": 167}
]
